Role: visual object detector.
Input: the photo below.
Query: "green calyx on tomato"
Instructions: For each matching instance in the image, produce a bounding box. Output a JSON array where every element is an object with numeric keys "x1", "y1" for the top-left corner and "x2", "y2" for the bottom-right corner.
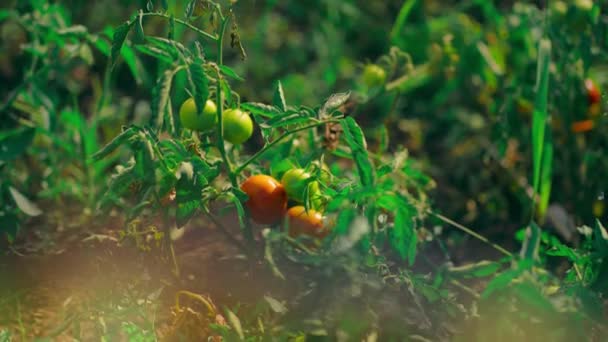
[
  {"x1": 179, "y1": 98, "x2": 218, "y2": 132},
  {"x1": 362, "y1": 64, "x2": 387, "y2": 88},
  {"x1": 281, "y1": 168, "x2": 322, "y2": 207},
  {"x1": 223, "y1": 108, "x2": 253, "y2": 145}
]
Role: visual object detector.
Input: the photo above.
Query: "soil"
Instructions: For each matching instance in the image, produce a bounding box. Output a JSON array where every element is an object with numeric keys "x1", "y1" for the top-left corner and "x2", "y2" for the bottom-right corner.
[{"x1": 0, "y1": 212, "x2": 290, "y2": 341}]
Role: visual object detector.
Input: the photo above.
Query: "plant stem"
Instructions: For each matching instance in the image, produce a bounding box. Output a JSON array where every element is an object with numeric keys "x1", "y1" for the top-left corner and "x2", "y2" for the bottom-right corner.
[
  {"x1": 430, "y1": 211, "x2": 513, "y2": 257},
  {"x1": 140, "y1": 12, "x2": 217, "y2": 41},
  {"x1": 234, "y1": 119, "x2": 340, "y2": 175},
  {"x1": 163, "y1": 210, "x2": 180, "y2": 277},
  {"x1": 214, "y1": 15, "x2": 238, "y2": 188},
  {"x1": 203, "y1": 207, "x2": 250, "y2": 256}
]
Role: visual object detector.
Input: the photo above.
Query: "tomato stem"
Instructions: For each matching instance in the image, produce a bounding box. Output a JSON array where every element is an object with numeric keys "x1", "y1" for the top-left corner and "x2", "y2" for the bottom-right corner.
[
  {"x1": 234, "y1": 119, "x2": 341, "y2": 175},
  {"x1": 140, "y1": 12, "x2": 217, "y2": 41}
]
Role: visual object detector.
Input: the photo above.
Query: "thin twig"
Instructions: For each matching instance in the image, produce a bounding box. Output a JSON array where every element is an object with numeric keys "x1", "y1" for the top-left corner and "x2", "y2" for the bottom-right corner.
[{"x1": 430, "y1": 211, "x2": 513, "y2": 257}]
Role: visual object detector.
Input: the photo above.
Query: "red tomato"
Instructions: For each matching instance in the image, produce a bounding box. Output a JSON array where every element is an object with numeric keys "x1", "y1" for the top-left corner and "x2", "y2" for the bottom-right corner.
[
  {"x1": 286, "y1": 206, "x2": 327, "y2": 239},
  {"x1": 585, "y1": 79, "x2": 601, "y2": 105},
  {"x1": 241, "y1": 175, "x2": 287, "y2": 225}
]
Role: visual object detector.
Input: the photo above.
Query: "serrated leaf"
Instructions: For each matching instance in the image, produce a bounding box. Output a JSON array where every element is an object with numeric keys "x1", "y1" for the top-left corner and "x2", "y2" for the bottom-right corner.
[
  {"x1": 219, "y1": 65, "x2": 244, "y2": 81},
  {"x1": 146, "y1": 36, "x2": 188, "y2": 58},
  {"x1": 241, "y1": 102, "x2": 281, "y2": 118},
  {"x1": 175, "y1": 177, "x2": 201, "y2": 228},
  {"x1": 150, "y1": 69, "x2": 175, "y2": 129},
  {"x1": 319, "y1": 92, "x2": 350, "y2": 117},
  {"x1": 265, "y1": 111, "x2": 310, "y2": 128},
  {"x1": 135, "y1": 44, "x2": 174, "y2": 64},
  {"x1": 9, "y1": 187, "x2": 42, "y2": 217},
  {"x1": 110, "y1": 20, "x2": 133, "y2": 68},
  {"x1": 91, "y1": 126, "x2": 137, "y2": 161},
  {"x1": 185, "y1": 0, "x2": 196, "y2": 19},
  {"x1": 341, "y1": 117, "x2": 374, "y2": 186},
  {"x1": 188, "y1": 59, "x2": 209, "y2": 117},
  {"x1": 273, "y1": 80, "x2": 287, "y2": 111},
  {"x1": 378, "y1": 194, "x2": 416, "y2": 263}
]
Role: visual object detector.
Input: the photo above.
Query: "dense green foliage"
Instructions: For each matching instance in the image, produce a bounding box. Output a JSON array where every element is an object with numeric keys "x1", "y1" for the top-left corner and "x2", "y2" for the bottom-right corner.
[{"x1": 1, "y1": 0, "x2": 608, "y2": 340}]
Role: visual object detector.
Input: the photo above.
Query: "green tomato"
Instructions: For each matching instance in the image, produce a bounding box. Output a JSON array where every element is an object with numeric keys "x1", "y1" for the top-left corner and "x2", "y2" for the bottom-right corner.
[
  {"x1": 179, "y1": 98, "x2": 217, "y2": 132},
  {"x1": 223, "y1": 108, "x2": 253, "y2": 144},
  {"x1": 281, "y1": 168, "x2": 321, "y2": 205},
  {"x1": 362, "y1": 64, "x2": 386, "y2": 88}
]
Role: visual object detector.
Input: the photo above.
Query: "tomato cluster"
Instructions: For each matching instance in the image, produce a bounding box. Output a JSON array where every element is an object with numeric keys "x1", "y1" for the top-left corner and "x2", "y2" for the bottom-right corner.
[
  {"x1": 240, "y1": 165, "x2": 331, "y2": 241},
  {"x1": 179, "y1": 97, "x2": 254, "y2": 145}
]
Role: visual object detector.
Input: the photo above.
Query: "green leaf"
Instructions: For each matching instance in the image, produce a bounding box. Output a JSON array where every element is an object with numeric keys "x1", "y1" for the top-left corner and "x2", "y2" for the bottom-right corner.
[
  {"x1": 8, "y1": 187, "x2": 42, "y2": 217},
  {"x1": 0, "y1": 211, "x2": 19, "y2": 242},
  {"x1": 390, "y1": 0, "x2": 418, "y2": 43},
  {"x1": 520, "y1": 221, "x2": 542, "y2": 261},
  {"x1": 538, "y1": 136, "x2": 553, "y2": 219},
  {"x1": 592, "y1": 219, "x2": 608, "y2": 254},
  {"x1": 273, "y1": 80, "x2": 287, "y2": 111},
  {"x1": 110, "y1": 20, "x2": 133, "y2": 68},
  {"x1": 340, "y1": 117, "x2": 374, "y2": 186},
  {"x1": 188, "y1": 59, "x2": 210, "y2": 118},
  {"x1": 482, "y1": 259, "x2": 532, "y2": 298},
  {"x1": 0, "y1": 127, "x2": 35, "y2": 162},
  {"x1": 91, "y1": 126, "x2": 137, "y2": 162},
  {"x1": 264, "y1": 111, "x2": 311, "y2": 129},
  {"x1": 513, "y1": 282, "x2": 555, "y2": 313},
  {"x1": 175, "y1": 175, "x2": 201, "y2": 228},
  {"x1": 185, "y1": 0, "x2": 196, "y2": 19},
  {"x1": 135, "y1": 44, "x2": 174, "y2": 64},
  {"x1": 225, "y1": 309, "x2": 244, "y2": 339},
  {"x1": 531, "y1": 38, "x2": 551, "y2": 197},
  {"x1": 120, "y1": 43, "x2": 142, "y2": 84},
  {"x1": 150, "y1": 69, "x2": 175, "y2": 130},
  {"x1": 241, "y1": 102, "x2": 281, "y2": 118},
  {"x1": 319, "y1": 92, "x2": 350, "y2": 117},
  {"x1": 134, "y1": 11, "x2": 145, "y2": 44},
  {"x1": 377, "y1": 193, "x2": 416, "y2": 263},
  {"x1": 219, "y1": 65, "x2": 244, "y2": 81}
]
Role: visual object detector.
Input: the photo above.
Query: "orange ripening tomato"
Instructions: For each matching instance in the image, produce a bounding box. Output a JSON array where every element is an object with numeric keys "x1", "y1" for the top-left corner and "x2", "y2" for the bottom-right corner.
[
  {"x1": 286, "y1": 206, "x2": 327, "y2": 239},
  {"x1": 571, "y1": 119, "x2": 594, "y2": 133},
  {"x1": 241, "y1": 175, "x2": 287, "y2": 225},
  {"x1": 585, "y1": 78, "x2": 601, "y2": 105}
]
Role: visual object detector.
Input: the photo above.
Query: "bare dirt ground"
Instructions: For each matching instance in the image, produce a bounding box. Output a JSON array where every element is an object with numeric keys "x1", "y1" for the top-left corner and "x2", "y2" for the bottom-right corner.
[{"x1": 0, "y1": 214, "x2": 290, "y2": 340}]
